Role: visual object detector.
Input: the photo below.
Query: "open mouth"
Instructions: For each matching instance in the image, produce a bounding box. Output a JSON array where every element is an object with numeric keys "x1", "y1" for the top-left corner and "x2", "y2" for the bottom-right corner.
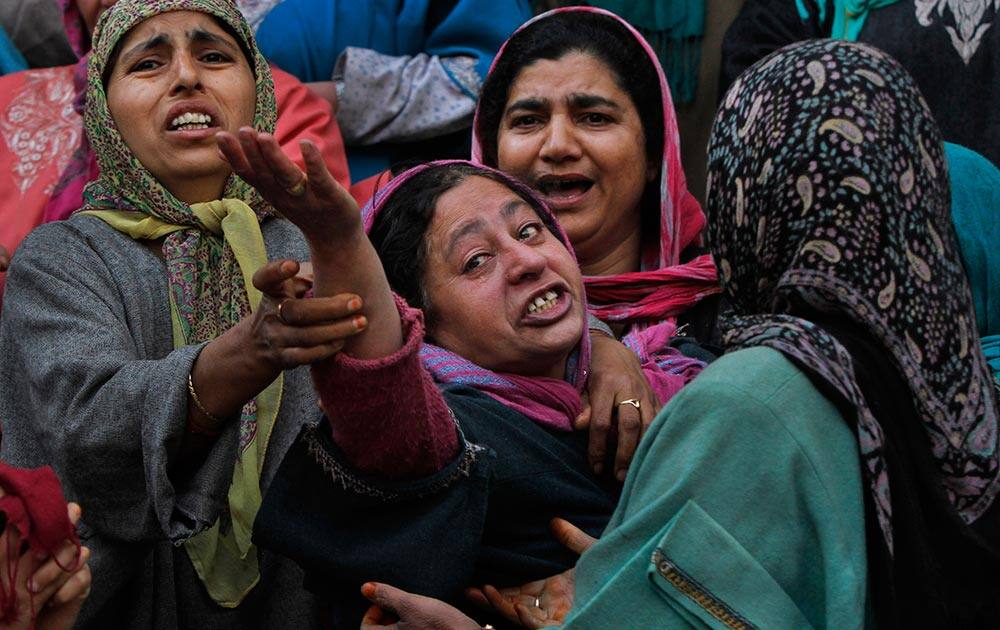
[
  {"x1": 168, "y1": 112, "x2": 216, "y2": 131},
  {"x1": 536, "y1": 175, "x2": 594, "y2": 200},
  {"x1": 525, "y1": 285, "x2": 567, "y2": 316}
]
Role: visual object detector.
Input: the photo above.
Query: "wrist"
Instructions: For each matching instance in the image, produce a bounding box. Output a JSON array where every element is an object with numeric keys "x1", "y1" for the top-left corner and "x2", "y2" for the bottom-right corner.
[{"x1": 306, "y1": 227, "x2": 366, "y2": 260}]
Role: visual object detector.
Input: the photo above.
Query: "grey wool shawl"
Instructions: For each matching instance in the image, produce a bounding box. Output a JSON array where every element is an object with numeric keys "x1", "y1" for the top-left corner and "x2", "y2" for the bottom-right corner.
[{"x1": 0, "y1": 214, "x2": 320, "y2": 629}]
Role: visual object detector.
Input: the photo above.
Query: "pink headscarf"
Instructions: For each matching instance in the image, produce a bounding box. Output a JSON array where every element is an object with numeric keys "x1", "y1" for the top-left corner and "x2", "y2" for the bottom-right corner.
[
  {"x1": 471, "y1": 7, "x2": 721, "y2": 327},
  {"x1": 362, "y1": 160, "x2": 591, "y2": 432},
  {"x1": 363, "y1": 160, "x2": 702, "y2": 426},
  {"x1": 58, "y1": 0, "x2": 91, "y2": 59}
]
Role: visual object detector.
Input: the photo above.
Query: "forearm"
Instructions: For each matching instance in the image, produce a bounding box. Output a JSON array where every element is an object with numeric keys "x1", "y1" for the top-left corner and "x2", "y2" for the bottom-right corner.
[
  {"x1": 188, "y1": 320, "x2": 280, "y2": 421},
  {"x1": 316, "y1": 298, "x2": 459, "y2": 477},
  {"x1": 308, "y1": 234, "x2": 403, "y2": 360}
]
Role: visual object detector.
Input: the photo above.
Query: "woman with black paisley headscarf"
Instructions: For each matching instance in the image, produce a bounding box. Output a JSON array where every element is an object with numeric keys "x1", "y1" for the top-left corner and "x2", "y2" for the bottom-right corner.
[{"x1": 355, "y1": 39, "x2": 1000, "y2": 630}]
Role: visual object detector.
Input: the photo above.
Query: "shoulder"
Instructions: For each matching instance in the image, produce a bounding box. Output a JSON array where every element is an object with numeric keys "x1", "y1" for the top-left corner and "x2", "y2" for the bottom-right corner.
[
  {"x1": 13, "y1": 215, "x2": 122, "y2": 267},
  {"x1": 675, "y1": 345, "x2": 831, "y2": 410},
  {"x1": 657, "y1": 346, "x2": 858, "y2": 476}
]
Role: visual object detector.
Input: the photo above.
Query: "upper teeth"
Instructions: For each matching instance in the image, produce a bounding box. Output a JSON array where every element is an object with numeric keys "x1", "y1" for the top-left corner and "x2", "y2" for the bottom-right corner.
[
  {"x1": 527, "y1": 290, "x2": 559, "y2": 314},
  {"x1": 171, "y1": 112, "x2": 212, "y2": 128}
]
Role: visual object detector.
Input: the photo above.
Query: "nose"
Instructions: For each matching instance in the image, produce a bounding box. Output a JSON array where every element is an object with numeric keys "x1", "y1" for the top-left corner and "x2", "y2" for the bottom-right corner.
[
  {"x1": 503, "y1": 240, "x2": 547, "y2": 284},
  {"x1": 538, "y1": 115, "x2": 582, "y2": 164},
  {"x1": 170, "y1": 52, "x2": 204, "y2": 96}
]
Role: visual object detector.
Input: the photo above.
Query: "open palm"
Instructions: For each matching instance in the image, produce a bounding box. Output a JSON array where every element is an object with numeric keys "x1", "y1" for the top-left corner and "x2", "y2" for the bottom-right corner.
[{"x1": 467, "y1": 518, "x2": 596, "y2": 628}]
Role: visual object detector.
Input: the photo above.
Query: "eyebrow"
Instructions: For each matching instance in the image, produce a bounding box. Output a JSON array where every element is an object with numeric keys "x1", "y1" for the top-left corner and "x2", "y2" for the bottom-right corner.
[
  {"x1": 189, "y1": 28, "x2": 237, "y2": 51},
  {"x1": 118, "y1": 28, "x2": 236, "y2": 66},
  {"x1": 501, "y1": 199, "x2": 526, "y2": 218},
  {"x1": 505, "y1": 97, "x2": 547, "y2": 115},
  {"x1": 442, "y1": 199, "x2": 530, "y2": 260},
  {"x1": 119, "y1": 33, "x2": 170, "y2": 64},
  {"x1": 567, "y1": 93, "x2": 621, "y2": 110},
  {"x1": 444, "y1": 217, "x2": 487, "y2": 261}
]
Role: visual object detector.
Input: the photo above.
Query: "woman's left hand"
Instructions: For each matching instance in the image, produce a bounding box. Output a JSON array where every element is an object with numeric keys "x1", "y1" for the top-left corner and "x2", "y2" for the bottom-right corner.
[
  {"x1": 216, "y1": 128, "x2": 361, "y2": 244},
  {"x1": 466, "y1": 518, "x2": 596, "y2": 628},
  {"x1": 359, "y1": 582, "x2": 480, "y2": 630},
  {"x1": 581, "y1": 332, "x2": 660, "y2": 481}
]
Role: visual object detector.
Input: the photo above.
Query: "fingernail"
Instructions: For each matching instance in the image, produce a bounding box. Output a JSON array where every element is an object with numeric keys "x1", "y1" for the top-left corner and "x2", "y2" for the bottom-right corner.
[
  {"x1": 347, "y1": 297, "x2": 362, "y2": 311},
  {"x1": 617, "y1": 469, "x2": 627, "y2": 482},
  {"x1": 593, "y1": 463, "x2": 603, "y2": 475},
  {"x1": 27, "y1": 578, "x2": 38, "y2": 593},
  {"x1": 353, "y1": 315, "x2": 367, "y2": 330}
]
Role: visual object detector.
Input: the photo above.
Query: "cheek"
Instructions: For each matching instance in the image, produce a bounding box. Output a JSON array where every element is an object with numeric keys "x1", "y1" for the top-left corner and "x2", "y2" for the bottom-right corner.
[{"x1": 497, "y1": 132, "x2": 536, "y2": 174}]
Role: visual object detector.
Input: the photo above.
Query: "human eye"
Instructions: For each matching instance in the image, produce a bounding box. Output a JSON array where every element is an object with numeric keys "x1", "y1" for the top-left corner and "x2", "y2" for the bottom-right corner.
[
  {"x1": 518, "y1": 222, "x2": 543, "y2": 240},
  {"x1": 462, "y1": 252, "x2": 490, "y2": 273},
  {"x1": 510, "y1": 114, "x2": 543, "y2": 129},
  {"x1": 201, "y1": 50, "x2": 233, "y2": 64},
  {"x1": 129, "y1": 57, "x2": 161, "y2": 72},
  {"x1": 581, "y1": 112, "x2": 613, "y2": 125}
]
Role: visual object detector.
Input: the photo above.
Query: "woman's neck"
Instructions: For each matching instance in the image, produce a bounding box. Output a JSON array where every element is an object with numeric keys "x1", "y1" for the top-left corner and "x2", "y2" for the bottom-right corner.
[
  {"x1": 577, "y1": 227, "x2": 642, "y2": 277},
  {"x1": 167, "y1": 174, "x2": 228, "y2": 205}
]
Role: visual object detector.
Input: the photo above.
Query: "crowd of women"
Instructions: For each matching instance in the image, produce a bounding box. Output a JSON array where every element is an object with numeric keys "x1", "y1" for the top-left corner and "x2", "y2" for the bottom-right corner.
[{"x1": 0, "y1": 0, "x2": 997, "y2": 628}]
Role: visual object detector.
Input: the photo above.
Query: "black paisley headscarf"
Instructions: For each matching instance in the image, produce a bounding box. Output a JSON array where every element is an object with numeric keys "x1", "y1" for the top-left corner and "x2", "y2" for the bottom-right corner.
[{"x1": 708, "y1": 39, "x2": 1000, "y2": 620}]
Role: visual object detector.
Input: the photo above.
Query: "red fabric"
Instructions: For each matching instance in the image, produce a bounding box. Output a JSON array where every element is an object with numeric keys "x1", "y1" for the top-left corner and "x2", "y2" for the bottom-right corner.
[
  {"x1": 313, "y1": 297, "x2": 460, "y2": 478},
  {"x1": 348, "y1": 169, "x2": 393, "y2": 207},
  {"x1": 584, "y1": 255, "x2": 723, "y2": 323},
  {"x1": 269, "y1": 66, "x2": 350, "y2": 190},
  {"x1": 0, "y1": 463, "x2": 78, "y2": 625},
  {"x1": 0, "y1": 65, "x2": 78, "y2": 303}
]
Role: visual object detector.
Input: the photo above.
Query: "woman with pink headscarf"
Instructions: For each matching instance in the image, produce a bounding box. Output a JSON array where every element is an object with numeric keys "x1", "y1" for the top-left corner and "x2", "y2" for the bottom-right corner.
[{"x1": 472, "y1": 6, "x2": 724, "y2": 470}]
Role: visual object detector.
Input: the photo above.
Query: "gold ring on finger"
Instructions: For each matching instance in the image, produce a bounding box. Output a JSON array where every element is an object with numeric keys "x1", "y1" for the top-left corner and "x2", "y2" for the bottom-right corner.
[
  {"x1": 618, "y1": 398, "x2": 641, "y2": 410},
  {"x1": 276, "y1": 299, "x2": 289, "y2": 324},
  {"x1": 285, "y1": 175, "x2": 307, "y2": 197}
]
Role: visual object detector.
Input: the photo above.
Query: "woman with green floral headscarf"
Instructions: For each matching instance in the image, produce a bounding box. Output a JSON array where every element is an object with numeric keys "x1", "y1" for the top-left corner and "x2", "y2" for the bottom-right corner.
[{"x1": 0, "y1": 0, "x2": 363, "y2": 626}]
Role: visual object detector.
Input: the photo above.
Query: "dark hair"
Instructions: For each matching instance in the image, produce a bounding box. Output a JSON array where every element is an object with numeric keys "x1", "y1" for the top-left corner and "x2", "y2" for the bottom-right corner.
[
  {"x1": 476, "y1": 11, "x2": 664, "y2": 172},
  {"x1": 369, "y1": 163, "x2": 559, "y2": 320}
]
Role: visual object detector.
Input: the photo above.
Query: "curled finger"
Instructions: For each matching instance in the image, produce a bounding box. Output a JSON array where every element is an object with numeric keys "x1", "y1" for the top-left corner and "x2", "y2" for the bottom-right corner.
[
  {"x1": 270, "y1": 293, "x2": 362, "y2": 326},
  {"x1": 237, "y1": 127, "x2": 274, "y2": 186},
  {"x1": 587, "y1": 387, "x2": 614, "y2": 475},
  {"x1": 269, "y1": 317, "x2": 367, "y2": 349},
  {"x1": 550, "y1": 518, "x2": 597, "y2": 555},
  {"x1": 300, "y1": 139, "x2": 345, "y2": 202},
  {"x1": 252, "y1": 259, "x2": 300, "y2": 297},
  {"x1": 215, "y1": 131, "x2": 252, "y2": 176},
  {"x1": 614, "y1": 401, "x2": 642, "y2": 482},
  {"x1": 258, "y1": 132, "x2": 308, "y2": 192},
  {"x1": 482, "y1": 584, "x2": 519, "y2": 624}
]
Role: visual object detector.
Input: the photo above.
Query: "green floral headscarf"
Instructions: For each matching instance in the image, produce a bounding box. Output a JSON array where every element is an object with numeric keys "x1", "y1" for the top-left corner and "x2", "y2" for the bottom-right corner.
[{"x1": 82, "y1": 0, "x2": 280, "y2": 607}]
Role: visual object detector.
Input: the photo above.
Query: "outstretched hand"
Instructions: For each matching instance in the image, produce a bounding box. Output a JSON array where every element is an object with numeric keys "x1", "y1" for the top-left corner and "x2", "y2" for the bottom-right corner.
[
  {"x1": 466, "y1": 518, "x2": 597, "y2": 628},
  {"x1": 216, "y1": 127, "x2": 360, "y2": 244},
  {"x1": 360, "y1": 582, "x2": 480, "y2": 630}
]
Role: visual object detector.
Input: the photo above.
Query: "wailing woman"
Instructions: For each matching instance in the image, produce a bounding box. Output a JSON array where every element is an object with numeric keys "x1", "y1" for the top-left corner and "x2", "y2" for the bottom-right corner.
[
  {"x1": 472, "y1": 8, "x2": 724, "y2": 474},
  {"x1": 215, "y1": 137, "x2": 701, "y2": 622},
  {"x1": 356, "y1": 40, "x2": 1000, "y2": 629},
  {"x1": 0, "y1": 0, "x2": 365, "y2": 627}
]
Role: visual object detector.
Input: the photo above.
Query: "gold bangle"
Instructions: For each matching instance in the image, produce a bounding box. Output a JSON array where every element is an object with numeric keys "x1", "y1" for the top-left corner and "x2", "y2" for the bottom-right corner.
[{"x1": 187, "y1": 373, "x2": 225, "y2": 428}]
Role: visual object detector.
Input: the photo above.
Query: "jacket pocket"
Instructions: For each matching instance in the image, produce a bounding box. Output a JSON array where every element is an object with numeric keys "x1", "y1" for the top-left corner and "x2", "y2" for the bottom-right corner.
[{"x1": 647, "y1": 499, "x2": 815, "y2": 630}]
